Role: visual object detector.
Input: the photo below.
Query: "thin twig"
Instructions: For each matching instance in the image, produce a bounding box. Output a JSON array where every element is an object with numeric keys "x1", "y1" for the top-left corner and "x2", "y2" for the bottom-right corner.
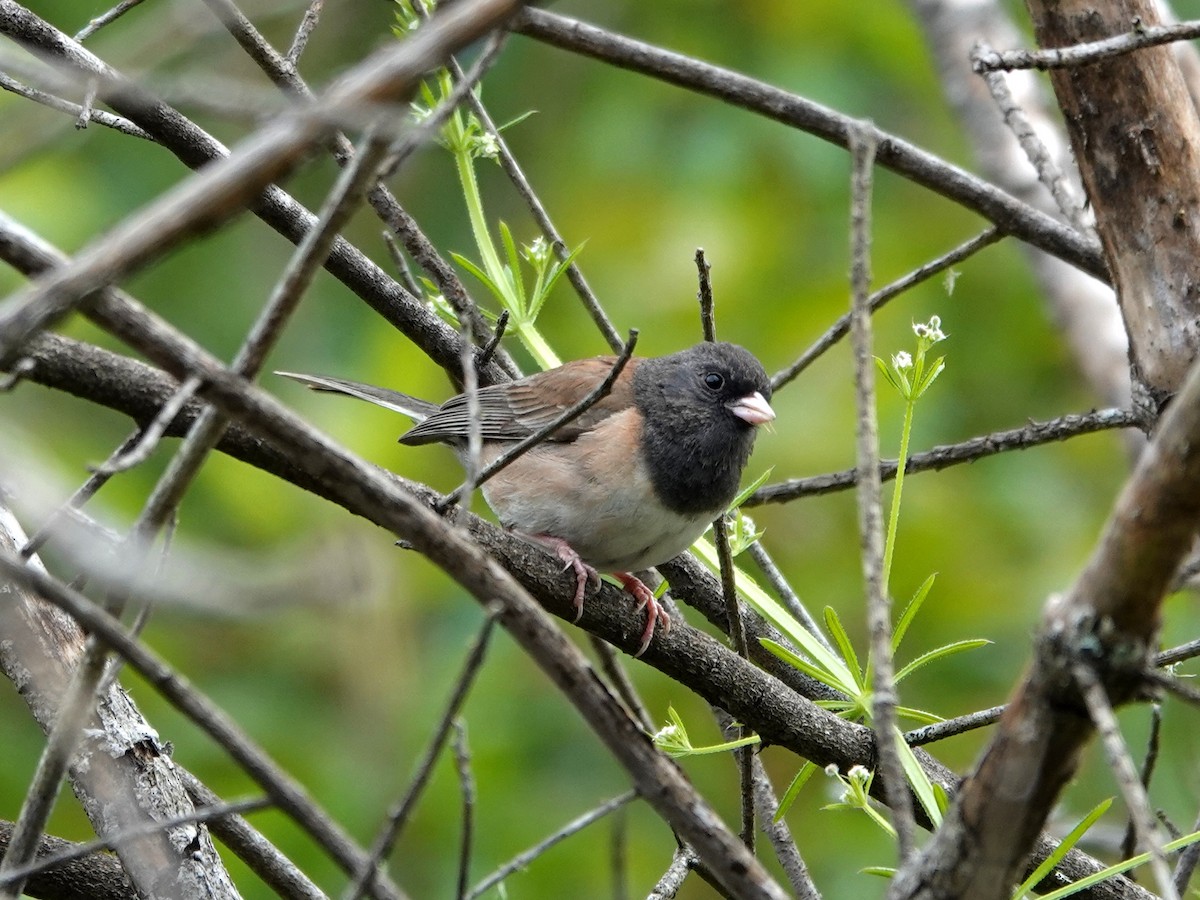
[
  {"x1": 696, "y1": 248, "x2": 716, "y2": 342},
  {"x1": 749, "y1": 407, "x2": 1144, "y2": 504},
  {"x1": 436, "y1": 330, "x2": 639, "y2": 511},
  {"x1": 465, "y1": 791, "x2": 637, "y2": 899},
  {"x1": 972, "y1": 42, "x2": 1088, "y2": 232},
  {"x1": 382, "y1": 231, "x2": 423, "y2": 299},
  {"x1": 20, "y1": 430, "x2": 142, "y2": 558},
  {"x1": 0, "y1": 796, "x2": 269, "y2": 889},
  {"x1": 0, "y1": 73, "x2": 152, "y2": 139},
  {"x1": 1143, "y1": 668, "x2": 1200, "y2": 708},
  {"x1": 589, "y1": 636, "x2": 654, "y2": 732},
  {"x1": 902, "y1": 705, "x2": 1005, "y2": 747},
  {"x1": 745, "y1": 541, "x2": 834, "y2": 654},
  {"x1": 91, "y1": 376, "x2": 202, "y2": 475},
  {"x1": 848, "y1": 119, "x2": 915, "y2": 860},
  {"x1": 1120, "y1": 703, "x2": 1163, "y2": 862},
  {"x1": 699, "y1": 268, "x2": 753, "y2": 848},
  {"x1": 1156, "y1": 637, "x2": 1200, "y2": 667},
  {"x1": 1074, "y1": 663, "x2": 1178, "y2": 900},
  {"x1": 73, "y1": 0, "x2": 148, "y2": 41},
  {"x1": 1173, "y1": 805, "x2": 1200, "y2": 895},
  {"x1": 181, "y1": 772, "x2": 327, "y2": 900},
  {"x1": 513, "y1": 7, "x2": 1105, "y2": 281},
  {"x1": 612, "y1": 804, "x2": 629, "y2": 900},
  {"x1": 477, "y1": 310, "x2": 510, "y2": 370},
  {"x1": 972, "y1": 20, "x2": 1200, "y2": 72},
  {"x1": 345, "y1": 612, "x2": 498, "y2": 900},
  {"x1": 712, "y1": 707, "x2": 755, "y2": 853},
  {"x1": 285, "y1": 0, "x2": 325, "y2": 68},
  {"x1": 647, "y1": 846, "x2": 699, "y2": 900},
  {"x1": 74, "y1": 78, "x2": 97, "y2": 129},
  {"x1": 452, "y1": 720, "x2": 475, "y2": 900},
  {"x1": 748, "y1": 751, "x2": 822, "y2": 900},
  {"x1": 771, "y1": 228, "x2": 1001, "y2": 391}
]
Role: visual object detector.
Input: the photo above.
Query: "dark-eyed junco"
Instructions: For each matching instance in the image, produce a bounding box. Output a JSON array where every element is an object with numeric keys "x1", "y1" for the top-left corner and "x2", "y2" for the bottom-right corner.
[{"x1": 278, "y1": 341, "x2": 774, "y2": 655}]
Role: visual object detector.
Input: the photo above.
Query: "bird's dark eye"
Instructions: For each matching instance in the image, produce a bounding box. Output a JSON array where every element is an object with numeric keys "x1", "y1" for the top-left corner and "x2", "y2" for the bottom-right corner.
[{"x1": 703, "y1": 372, "x2": 724, "y2": 391}]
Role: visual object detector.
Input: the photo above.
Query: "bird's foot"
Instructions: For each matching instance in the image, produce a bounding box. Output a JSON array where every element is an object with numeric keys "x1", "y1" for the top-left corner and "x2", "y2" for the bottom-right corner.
[
  {"x1": 525, "y1": 533, "x2": 599, "y2": 622},
  {"x1": 614, "y1": 572, "x2": 671, "y2": 657}
]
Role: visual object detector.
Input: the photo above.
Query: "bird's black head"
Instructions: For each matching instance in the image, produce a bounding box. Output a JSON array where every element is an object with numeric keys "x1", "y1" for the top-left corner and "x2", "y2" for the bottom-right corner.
[{"x1": 633, "y1": 342, "x2": 774, "y2": 516}]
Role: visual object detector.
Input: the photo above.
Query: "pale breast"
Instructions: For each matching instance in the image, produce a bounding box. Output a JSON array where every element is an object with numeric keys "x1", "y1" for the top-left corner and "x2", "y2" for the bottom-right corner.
[{"x1": 480, "y1": 408, "x2": 718, "y2": 573}]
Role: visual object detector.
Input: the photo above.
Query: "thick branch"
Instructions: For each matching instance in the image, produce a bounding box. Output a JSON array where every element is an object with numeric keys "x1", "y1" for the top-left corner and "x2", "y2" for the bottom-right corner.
[{"x1": 1026, "y1": 0, "x2": 1200, "y2": 407}]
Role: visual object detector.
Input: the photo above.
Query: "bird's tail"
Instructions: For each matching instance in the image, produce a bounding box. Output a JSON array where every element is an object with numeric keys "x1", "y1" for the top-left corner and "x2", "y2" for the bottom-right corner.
[{"x1": 275, "y1": 371, "x2": 439, "y2": 423}]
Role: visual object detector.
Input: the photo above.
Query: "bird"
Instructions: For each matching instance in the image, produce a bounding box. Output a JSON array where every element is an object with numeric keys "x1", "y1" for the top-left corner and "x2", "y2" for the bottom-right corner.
[{"x1": 278, "y1": 341, "x2": 775, "y2": 656}]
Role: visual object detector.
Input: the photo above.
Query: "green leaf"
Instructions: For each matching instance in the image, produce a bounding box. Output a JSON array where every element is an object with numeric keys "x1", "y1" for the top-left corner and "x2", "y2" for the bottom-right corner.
[
  {"x1": 1012, "y1": 798, "x2": 1113, "y2": 900},
  {"x1": 761, "y1": 639, "x2": 843, "y2": 687},
  {"x1": 896, "y1": 729, "x2": 942, "y2": 828},
  {"x1": 933, "y1": 782, "x2": 949, "y2": 815},
  {"x1": 814, "y1": 700, "x2": 857, "y2": 714},
  {"x1": 530, "y1": 242, "x2": 586, "y2": 319},
  {"x1": 914, "y1": 357, "x2": 946, "y2": 397},
  {"x1": 824, "y1": 606, "x2": 864, "y2": 692},
  {"x1": 874, "y1": 356, "x2": 897, "y2": 387},
  {"x1": 892, "y1": 573, "x2": 936, "y2": 653},
  {"x1": 729, "y1": 467, "x2": 774, "y2": 511},
  {"x1": 498, "y1": 221, "x2": 526, "y2": 313},
  {"x1": 451, "y1": 252, "x2": 503, "y2": 303},
  {"x1": 862, "y1": 866, "x2": 897, "y2": 879},
  {"x1": 895, "y1": 706, "x2": 944, "y2": 725},
  {"x1": 1034, "y1": 827, "x2": 1200, "y2": 900},
  {"x1": 496, "y1": 109, "x2": 537, "y2": 132},
  {"x1": 774, "y1": 761, "x2": 816, "y2": 821},
  {"x1": 653, "y1": 704, "x2": 761, "y2": 757},
  {"x1": 693, "y1": 538, "x2": 858, "y2": 691},
  {"x1": 895, "y1": 639, "x2": 991, "y2": 683}
]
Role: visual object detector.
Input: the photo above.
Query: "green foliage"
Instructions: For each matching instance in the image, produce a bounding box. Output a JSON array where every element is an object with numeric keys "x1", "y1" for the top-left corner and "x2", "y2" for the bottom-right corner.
[
  {"x1": 820, "y1": 764, "x2": 896, "y2": 837},
  {"x1": 411, "y1": 70, "x2": 575, "y2": 370},
  {"x1": 766, "y1": 319, "x2": 983, "y2": 833},
  {"x1": 651, "y1": 705, "x2": 760, "y2": 757},
  {"x1": 1012, "y1": 798, "x2": 1112, "y2": 900}
]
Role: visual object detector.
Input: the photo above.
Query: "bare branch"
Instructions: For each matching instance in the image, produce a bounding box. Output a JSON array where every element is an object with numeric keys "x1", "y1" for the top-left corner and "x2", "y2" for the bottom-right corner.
[
  {"x1": 346, "y1": 613, "x2": 498, "y2": 900},
  {"x1": 512, "y1": 8, "x2": 1107, "y2": 281},
  {"x1": 1075, "y1": 664, "x2": 1176, "y2": 900},
  {"x1": 975, "y1": 19, "x2": 1200, "y2": 71},
  {"x1": 750, "y1": 408, "x2": 1143, "y2": 505},
  {"x1": 772, "y1": 228, "x2": 1002, "y2": 392},
  {"x1": 181, "y1": 772, "x2": 327, "y2": 900},
  {"x1": 466, "y1": 792, "x2": 637, "y2": 899},
  {"x1": 848, "y1": 120, "x2": 915, "y2": 860}
]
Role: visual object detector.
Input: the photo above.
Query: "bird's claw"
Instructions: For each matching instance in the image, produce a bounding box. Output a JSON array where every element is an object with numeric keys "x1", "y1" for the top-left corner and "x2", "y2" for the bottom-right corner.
[
  {"x1": 556, "y1": 551, "x2": 599, "y2": 623},
  {"x1": 614, "y1": 572, "x2": 671, "y2": 657}
]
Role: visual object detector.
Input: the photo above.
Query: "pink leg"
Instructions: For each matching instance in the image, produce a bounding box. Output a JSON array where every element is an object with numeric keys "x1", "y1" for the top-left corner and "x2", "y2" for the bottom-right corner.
[
  {"x1": 522, "y1": 533, "x2": 598, "y2": 622},
  {"x1": 614, "y1": 572, "x2": 672, "y2": 657}
]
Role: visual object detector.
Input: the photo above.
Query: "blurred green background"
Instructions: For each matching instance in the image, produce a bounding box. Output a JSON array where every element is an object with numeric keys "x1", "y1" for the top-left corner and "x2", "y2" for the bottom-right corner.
[{"x1": 3, "y1": 0, "x2": 1200, "y2": 897}]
